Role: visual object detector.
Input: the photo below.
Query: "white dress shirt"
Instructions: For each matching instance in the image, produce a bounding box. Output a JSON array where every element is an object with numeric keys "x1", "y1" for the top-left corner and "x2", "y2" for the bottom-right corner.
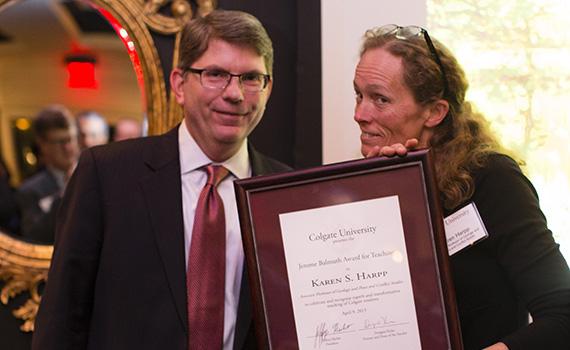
[{"x1": 178, "y1": 124, "x2": 251, "y2": 350}]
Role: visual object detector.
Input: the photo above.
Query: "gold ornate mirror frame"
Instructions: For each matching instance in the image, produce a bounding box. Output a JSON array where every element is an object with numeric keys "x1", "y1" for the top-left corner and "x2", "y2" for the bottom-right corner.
[{"x1": 0, "y1": 0, "x2": 216, "y2": 332}]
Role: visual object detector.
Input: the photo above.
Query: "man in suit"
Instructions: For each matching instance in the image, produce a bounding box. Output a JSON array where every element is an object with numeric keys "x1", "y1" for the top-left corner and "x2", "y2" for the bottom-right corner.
[
  {"x1": 32, "y1": 10, "x2": 289, "y2": 350},
  {"x1": 16, "y1": 105, "x2": 80, "y2": 243}
]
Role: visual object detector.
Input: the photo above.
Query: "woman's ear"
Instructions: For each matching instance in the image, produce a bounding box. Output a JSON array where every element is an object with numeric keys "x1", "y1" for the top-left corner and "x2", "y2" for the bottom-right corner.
[{"x1": 424, "y1": 99, "x2": 450, "y2": 128}]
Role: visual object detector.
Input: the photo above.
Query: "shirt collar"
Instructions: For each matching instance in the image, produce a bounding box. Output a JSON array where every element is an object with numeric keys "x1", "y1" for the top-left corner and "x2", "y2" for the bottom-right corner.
[{"x1": 178, "y1": 123, "x2": 251, "y2": 179}]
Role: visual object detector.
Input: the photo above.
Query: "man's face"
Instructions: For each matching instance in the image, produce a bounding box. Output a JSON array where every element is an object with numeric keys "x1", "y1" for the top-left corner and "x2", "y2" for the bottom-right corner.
[
  {"x1": 171, "y1": 39, "x2": 272, "y2": 161},
  {"x1": 38, "y1": 127, "x2": 80, "y2": 172}
]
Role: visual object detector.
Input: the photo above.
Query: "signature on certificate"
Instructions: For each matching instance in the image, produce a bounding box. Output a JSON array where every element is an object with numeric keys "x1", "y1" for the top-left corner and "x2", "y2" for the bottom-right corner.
[
  {"x1": 363, "y1": 316, "x2": 398, "y2": 329},
  {"x1": 311, "y1": 321, "x2": 353, "y2": 348}
]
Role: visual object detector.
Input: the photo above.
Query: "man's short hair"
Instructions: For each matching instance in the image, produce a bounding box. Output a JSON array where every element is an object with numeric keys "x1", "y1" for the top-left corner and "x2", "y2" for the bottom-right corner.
[
  {"x1": 32, "y1": 105, "x2": 75, "y2": 140},
  {"x1": 178, "y1": 10, "x2": 274, "y2": 76}
]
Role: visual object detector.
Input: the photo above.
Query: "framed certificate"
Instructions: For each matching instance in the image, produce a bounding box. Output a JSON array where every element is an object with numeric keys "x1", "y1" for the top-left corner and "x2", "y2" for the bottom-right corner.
[{"x1": 234, "y1": 150, "x2": 462, "y2": 350}]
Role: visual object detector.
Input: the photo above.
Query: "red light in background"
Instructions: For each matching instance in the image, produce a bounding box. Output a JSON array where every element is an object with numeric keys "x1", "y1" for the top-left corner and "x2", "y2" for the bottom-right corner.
[{"x1": 66, "y1": 61, "x2": 97, "y2": 89}]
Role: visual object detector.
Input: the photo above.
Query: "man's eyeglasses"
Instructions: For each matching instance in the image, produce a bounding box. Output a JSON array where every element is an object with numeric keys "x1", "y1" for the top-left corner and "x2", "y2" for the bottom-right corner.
[
  {"x1": 367, "y1": 24, "x2": 448, "y2": 97},
  {"x1": 186, "y1": 68, "x2": 271, "y2": 93}
]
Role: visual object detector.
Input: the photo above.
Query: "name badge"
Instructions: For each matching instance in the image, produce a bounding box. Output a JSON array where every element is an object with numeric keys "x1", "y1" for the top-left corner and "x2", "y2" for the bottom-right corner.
[{"x1": 443, "y1": 202, "x2": 488, "y2": 256}]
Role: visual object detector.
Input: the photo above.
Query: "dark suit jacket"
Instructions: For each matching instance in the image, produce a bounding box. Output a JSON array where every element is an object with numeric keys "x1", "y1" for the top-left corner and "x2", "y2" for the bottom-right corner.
[
  {"x1": 16, "y1": 169, "x2": 62, "y2": 243},
  {"x1": 32, "y1": 128, "x2": 291, "y2": 350}
]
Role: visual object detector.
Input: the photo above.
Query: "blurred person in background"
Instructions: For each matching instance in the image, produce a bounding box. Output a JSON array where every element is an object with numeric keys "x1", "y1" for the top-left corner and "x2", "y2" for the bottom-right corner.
[
  {"x1": 113, "y1": 117, "x2": 143, "y2": 142},
  {"x1": 16, "y1": 105, "x2": 80, "y2": 243},
  {"x1": 77, "y1": 110, "x2": 109, "y2": 149}
]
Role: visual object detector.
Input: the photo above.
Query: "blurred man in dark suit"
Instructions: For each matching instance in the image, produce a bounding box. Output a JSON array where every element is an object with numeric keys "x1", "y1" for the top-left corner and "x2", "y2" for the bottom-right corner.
[{"x1": 16, "y1": 105, "x2": 79, "y2": 243}]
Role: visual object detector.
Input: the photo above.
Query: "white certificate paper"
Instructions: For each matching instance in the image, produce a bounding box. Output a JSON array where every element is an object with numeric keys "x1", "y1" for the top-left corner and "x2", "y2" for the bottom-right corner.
[{"x1": 279, "y1": 196, "x2": 421, "y2": 349}]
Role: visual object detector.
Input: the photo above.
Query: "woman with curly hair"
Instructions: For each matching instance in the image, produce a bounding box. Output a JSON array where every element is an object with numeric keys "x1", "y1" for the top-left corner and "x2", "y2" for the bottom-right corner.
[{"x1": 353, "y1": 24, "x2": 570, "y2": 349}]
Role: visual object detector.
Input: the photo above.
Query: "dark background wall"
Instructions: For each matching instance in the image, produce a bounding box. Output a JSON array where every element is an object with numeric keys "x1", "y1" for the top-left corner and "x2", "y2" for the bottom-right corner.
[{"x1": 152, "y1": 0, "x2": 322, "y2": 169}]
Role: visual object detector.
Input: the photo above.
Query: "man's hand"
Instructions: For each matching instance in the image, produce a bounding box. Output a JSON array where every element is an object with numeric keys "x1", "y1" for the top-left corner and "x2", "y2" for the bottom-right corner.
[{"x1": 365, "y1": 138, "x2": 419, "y2": 158}]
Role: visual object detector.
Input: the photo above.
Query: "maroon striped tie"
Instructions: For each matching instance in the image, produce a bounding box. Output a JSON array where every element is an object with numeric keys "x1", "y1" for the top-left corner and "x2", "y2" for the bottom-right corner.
[{"x1": 187, "y1": 165, "x2": 229, "y2": 349}]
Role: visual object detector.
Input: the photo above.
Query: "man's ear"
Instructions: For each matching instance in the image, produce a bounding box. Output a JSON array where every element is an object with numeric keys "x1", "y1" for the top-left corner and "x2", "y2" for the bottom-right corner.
[
  {"x1": 170, "y1": 68, "x2": 186, "y2": 105},
  {"x1": 424, "y1": 99, "x2": 449, "y2": 128}
]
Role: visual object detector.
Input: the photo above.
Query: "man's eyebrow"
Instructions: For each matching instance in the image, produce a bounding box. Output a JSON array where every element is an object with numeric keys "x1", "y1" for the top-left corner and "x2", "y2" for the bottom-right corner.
[
  {"x1": 199, "y1": 65, "x2": 266, "y2": 75},
  {"x1": 199, "y1": 65, "x2": 226, "y2": 70}
]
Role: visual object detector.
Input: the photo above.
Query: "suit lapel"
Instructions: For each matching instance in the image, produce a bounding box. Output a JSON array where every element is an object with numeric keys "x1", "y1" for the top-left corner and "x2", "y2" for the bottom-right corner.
[
  {"x1": 140, "y1": 128, "x2": 188, "y2": 332},
  {"x1": 249, "y1": 144, "x2": 275, "y2": 177}
]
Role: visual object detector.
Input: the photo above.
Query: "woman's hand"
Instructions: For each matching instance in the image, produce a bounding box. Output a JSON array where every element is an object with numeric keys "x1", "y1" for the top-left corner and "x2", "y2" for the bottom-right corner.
[
  {"x1": 365, "y1": 138, "x2": 419, "y2": 158},
  {"x1": 483, "y1": 342, "x2": 509, "y2": 350}
]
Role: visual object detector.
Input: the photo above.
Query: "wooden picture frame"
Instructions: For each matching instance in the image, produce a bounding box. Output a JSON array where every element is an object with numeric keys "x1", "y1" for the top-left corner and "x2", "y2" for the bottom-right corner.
[{"x1": 235, "y1": 150, "x2": 462, "y2": 349}]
